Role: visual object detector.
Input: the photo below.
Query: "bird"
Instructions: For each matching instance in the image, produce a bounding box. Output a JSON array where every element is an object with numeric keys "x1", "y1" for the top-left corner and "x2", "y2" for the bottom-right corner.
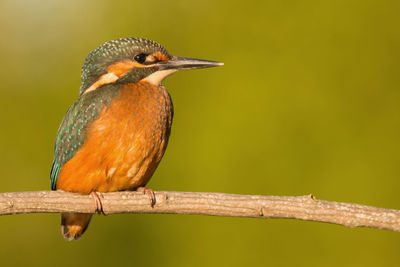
[{"x1": 50, "y1": 37, "x2": 223, "y2": 241}]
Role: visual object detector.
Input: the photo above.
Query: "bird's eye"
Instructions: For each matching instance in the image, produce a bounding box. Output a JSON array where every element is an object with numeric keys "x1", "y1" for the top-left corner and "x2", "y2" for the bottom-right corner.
[{"x1": 134, "y1": 54, "x2": 147, "y2": 64}]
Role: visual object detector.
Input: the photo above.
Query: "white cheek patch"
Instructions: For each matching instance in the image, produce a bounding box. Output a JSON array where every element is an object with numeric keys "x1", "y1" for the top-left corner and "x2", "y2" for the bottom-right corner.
[
  {"x1": 82, "y1": 66, "x2": 176, "y2": 95},
  {"x1": 83, "y1": 72, "x2": 119, "y2": 95},
  {"x1": 142, "y1": 69, "x2": 177, "y2": 86}
]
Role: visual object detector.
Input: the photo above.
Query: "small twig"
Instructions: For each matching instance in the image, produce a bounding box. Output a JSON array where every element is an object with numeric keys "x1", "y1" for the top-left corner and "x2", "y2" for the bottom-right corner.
[{"x1": 0, "y1": 191, "x2": 399, "y2": 232}]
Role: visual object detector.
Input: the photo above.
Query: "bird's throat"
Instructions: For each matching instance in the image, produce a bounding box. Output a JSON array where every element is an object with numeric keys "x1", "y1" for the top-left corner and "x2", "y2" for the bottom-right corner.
[{"x1": 142, "y1": 69, "x2": 177, "y2": 86}]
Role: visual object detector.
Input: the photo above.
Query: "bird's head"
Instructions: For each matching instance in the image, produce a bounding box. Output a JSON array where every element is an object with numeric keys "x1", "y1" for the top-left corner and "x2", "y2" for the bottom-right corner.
[{"x1": 79, "y1": 37, "x2": 223, "y2": 96}]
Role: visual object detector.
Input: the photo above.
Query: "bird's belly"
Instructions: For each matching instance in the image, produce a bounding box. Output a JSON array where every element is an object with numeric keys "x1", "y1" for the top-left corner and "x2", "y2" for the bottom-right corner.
[
  {"x1": 57, "y1": 128, "x2": 169, "y2": 193},
  {"x1": 96, "y1": 134, "x2": 169, "y2": 192},
  {"x1": 56, "y1": 82, "x2": 173, "y2": 194}
]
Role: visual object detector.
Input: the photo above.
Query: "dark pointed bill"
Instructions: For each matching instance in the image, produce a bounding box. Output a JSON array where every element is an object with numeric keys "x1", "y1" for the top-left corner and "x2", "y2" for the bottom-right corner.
[{"x1": 158, "y1": 56, "x2": 224, "y2": 70}]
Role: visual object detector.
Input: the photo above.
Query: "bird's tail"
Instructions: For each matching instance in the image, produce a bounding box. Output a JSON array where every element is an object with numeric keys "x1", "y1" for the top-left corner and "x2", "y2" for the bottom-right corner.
[{"x1": 60, "y1": 213, "x2": 93, "y2": 241}]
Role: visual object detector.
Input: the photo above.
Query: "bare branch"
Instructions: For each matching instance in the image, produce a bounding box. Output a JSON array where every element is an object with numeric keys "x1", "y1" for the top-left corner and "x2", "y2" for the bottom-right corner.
[{"x1": 0, "y1": 191, "x2": 399, "y2": 232}]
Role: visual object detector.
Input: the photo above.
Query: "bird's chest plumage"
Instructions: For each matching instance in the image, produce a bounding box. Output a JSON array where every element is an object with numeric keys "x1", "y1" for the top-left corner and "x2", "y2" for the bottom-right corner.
[{"x1": 56, "y1": 82, "x2": 173, "y2": 193}]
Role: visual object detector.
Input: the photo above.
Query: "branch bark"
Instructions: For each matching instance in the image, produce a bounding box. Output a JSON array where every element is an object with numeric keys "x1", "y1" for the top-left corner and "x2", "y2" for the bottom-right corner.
[{"x1": 0, "y1": 190, "x2": 399, "y2": 232}]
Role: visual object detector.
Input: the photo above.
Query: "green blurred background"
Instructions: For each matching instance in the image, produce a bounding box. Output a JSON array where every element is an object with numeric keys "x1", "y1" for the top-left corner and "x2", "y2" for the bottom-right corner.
[{"x1": 0, "y1": 0, "x2": 399, "y2": 266}]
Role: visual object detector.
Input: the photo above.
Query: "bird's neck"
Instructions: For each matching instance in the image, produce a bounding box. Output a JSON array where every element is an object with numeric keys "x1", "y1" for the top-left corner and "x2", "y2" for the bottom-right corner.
[
  {"x1": 93, "y1": 81, "x2": 173, "y2": 145},
  {"x1": 113, "y1": 81, "x2": 171, "y2": 116},
  {"x1": 79, "y1": 81, "x2": 173, "y2": 130}
]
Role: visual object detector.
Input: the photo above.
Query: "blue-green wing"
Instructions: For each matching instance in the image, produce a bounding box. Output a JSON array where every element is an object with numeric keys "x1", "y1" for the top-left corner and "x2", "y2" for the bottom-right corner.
[{"x1": 50, "y1": 85, "x2": 121, "y2": 190}]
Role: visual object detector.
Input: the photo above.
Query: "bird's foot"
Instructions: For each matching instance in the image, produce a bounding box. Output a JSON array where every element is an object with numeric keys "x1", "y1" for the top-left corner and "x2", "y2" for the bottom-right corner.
[
  {"x1": 90, "y1": 191, "x2": 106, "y2": 215},
  {"x1": 137, "y1": 187, "x2": 156, "y2": 208}
]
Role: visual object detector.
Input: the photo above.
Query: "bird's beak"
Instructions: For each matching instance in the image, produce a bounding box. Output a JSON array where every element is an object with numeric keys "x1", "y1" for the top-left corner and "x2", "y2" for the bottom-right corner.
[{"x1": 157, "y1": 56, "x2": 224, "y2": 71}]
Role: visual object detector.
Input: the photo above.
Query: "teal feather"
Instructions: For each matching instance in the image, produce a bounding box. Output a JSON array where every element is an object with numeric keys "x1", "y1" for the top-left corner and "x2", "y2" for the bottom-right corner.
[{"x1": 50, "y1": 84, "x2": 123, "y2": 190}]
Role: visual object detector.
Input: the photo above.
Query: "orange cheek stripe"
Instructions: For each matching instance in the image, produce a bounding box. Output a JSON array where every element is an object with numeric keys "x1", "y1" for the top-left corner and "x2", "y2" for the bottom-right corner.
[
  {"x1": 153, "y1": 51, "x2": 169, "y2": 61},
  {"x1": 107, "y1": 61, "x2": 143, "y2": 76}
]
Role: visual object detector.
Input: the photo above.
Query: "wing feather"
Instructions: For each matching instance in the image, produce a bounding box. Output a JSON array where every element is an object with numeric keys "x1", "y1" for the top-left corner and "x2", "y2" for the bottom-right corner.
[{"x1": 50, "y1": 85, "x2": 122, "y2": 190}]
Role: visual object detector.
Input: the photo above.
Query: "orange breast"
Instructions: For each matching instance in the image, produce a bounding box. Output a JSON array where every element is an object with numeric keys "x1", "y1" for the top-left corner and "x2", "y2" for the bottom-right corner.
[{"x1": 56, "y1": 81, "x2": 173, "y2": 194}]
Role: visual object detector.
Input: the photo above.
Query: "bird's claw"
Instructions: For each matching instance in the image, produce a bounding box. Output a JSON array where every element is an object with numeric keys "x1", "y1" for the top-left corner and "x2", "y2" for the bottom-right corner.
[
  {"x1": 137, "y1": 187, "x2": 156, "y2": 208},
  {"x1": 90, "y1": 191, "x2": 106, "y2": 215}
]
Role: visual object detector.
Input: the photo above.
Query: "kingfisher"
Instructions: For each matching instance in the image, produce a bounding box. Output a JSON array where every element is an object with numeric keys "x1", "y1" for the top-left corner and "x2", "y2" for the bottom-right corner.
[{"x1": 50, "y1": 37, "x2": 223, "y2": 241}]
